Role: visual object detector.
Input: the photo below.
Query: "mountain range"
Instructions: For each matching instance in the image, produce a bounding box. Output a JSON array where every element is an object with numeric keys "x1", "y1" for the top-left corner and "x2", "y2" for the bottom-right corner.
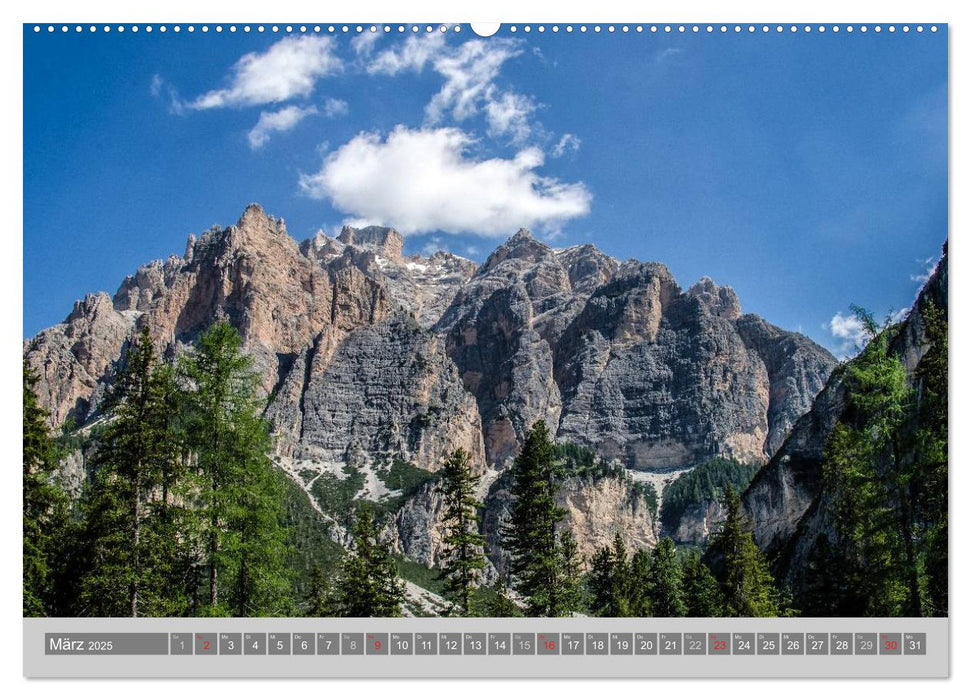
[{"x1": 25, "y1": 203, "x2": 841, "y2": 569}]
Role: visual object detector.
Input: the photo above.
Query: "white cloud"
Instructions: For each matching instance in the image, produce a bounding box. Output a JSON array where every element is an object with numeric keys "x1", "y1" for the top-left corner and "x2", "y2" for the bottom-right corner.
[
  {"x1": 367, "y1": 32, "x2": 447, "y2": 75},
  {"x1": 351, "y1": 30, "x2": 382, "y2": 57},
  {"x1": 150, "y1": 74, "x2": 163, "y2": 97},
  {"x1": 426, "y1": 39, "x2": 522, "y2": 124},
  {"x1": 485, "y1": 92, "x2": 537, "y2": 143},
  {"x1": 829, "y1": 311, "x2": 872, "y2": 358},
  {"x1": 190, "y1": 36, "x2": 341, "y2": 109},
  {"x1": 247, "y1": 105, "x2": 317, "y2": 149},
  {"x1": 552, "y1": 133, "x2": 581, "y2": 157},
  {"x1": 322, "y1": 97, "x2": 349, "y2": 118},
  {"x1": 299, "y1": 126, "x2": 592, "y2": 237},
  {"x1": 368, "y1": 35, "x2": 534, "y2": 139},
  {"x1": 910, "y1": 256, "x2": 937, "y2": 284}
]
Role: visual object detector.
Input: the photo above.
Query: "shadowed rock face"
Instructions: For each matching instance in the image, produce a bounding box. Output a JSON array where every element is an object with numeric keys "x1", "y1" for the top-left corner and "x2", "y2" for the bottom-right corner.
[
  {"x1": 742, "y1": 247, "x2": 947, "y2": 592},
  {"x1": 439, "y1": 233, "x2": 836, "y2": 470},
  {"x1": 26, "y1": 205, "x2": 839, "y2": 565}
]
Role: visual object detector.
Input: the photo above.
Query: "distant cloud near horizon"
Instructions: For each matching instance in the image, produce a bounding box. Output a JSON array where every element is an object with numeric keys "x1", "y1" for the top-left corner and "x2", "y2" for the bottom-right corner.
[{"x1": 299, "y1": 125, "x2": 591, "y2": 237}]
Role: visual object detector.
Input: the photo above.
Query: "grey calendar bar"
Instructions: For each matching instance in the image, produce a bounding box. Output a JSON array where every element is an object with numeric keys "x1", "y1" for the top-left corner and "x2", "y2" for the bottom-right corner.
[{"x1": 26, "y1": 618, "x2": 948, "y2": 678}]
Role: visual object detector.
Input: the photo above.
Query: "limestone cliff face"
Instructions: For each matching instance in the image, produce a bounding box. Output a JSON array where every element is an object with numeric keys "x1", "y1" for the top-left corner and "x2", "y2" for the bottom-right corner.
[
  {"x1": 480, "y1": 470, "x2": 658, "y2": 574},
  {"x1": 438, "y1": 232, "x2": 836, "y2": 471},
  {"x1": 671, "y1": 500, "x2": 726, "y2": 545},
  {"x1": 26, "y1": 204, "x2": 839, "y2": 568},
  {"x1": 24, "y1": 292, "x2": 135, "y2": 426},
  {"x1": 275, "y1": 314, "x2": 485, "y2": 471},
  {"x1": 742, "y1": 247, "x2": 948, "y2": 590}
]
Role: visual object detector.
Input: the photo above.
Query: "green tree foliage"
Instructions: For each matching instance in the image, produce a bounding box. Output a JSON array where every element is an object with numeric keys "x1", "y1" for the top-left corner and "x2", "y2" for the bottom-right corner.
[
  {"x1": 707, "y1": 485, "x2": 781, "y2": 617},
  {"x1": 646, "y1": 538, "x2": 687, "y2": 616},
  {"x1": 501, "y1": 421, "x2": 574, "y2": 616},
  {"x1": 179, "y1": 321, "x2": 294, "y2": 616},
  {"x1": 820, "y1": 302, "x2": 948, "y2": 617},
  {"x1": 660, "y1": 457, "x2": 760, "y2": 535},
  {"x1": 332, "y1": 503, "x2": 405, "y2": 616},
  {"x1": 436, "y1": 448, "x2": 487, "y2": 615},
  {"x1": 627, "y1": 549, "x2": 652, "y2": 616},
  {"x1": 23, "y1": 363, "x2": 71, "y2": 616},
  {"x1": 77, "y1": 329, "x2": 183, "y2": 616},
  {"x1": 914, "y1": 301, "x2": 947, "y2": 616},
  {"x1": 682, "y1": 553, "x2": 724, "y2": 617},
  {"x1": 304, "y1": 565, "x2": 334, "y2": 616},
  {"x1": 588, "y1": 534, "x2": 643, "y2": 617},
  {"x1": 558, "y1": 530, "x2": 586, "y2": 614},
  {"x1": 486, "y1": 579, "x2": 521, "y2": 617}
]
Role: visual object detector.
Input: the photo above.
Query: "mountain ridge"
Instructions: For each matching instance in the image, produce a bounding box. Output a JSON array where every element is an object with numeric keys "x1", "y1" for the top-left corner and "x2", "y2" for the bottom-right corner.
[{"x1": 25, "y1": 203, "x2": 838, "y2": 566}]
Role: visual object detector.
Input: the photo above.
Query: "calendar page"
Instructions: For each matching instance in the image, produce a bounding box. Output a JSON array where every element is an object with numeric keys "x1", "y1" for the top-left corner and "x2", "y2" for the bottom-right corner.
[{"x1": 21, "y1": 21, "x2": 948, "y2": 679}]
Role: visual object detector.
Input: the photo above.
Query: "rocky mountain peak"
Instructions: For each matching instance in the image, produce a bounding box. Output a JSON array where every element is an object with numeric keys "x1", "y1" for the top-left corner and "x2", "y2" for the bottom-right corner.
[
  {"x1": 67, "y1": 291, "x2": 116, "y2": 324},
  {"x1": 300, "y1": 230, "x2": 347, "y2": 262},
  {"x1": 237, "y1": 202, "x2": 275, "y2": 227},
  {"x1": 687, "y1": 276, "x2": 742, "y2": 320},
  {"x1": 482, "y1": 228, "x2": 553, "y2": 272},
  {"x1": 337, "y1": 225, "x2": 404, "y2": 261}
]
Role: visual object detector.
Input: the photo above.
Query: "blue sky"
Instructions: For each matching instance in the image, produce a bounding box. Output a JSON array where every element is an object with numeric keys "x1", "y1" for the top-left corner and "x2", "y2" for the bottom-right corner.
[{"x1": 23, "y1": 25, "x2": 947, "y2": 355}]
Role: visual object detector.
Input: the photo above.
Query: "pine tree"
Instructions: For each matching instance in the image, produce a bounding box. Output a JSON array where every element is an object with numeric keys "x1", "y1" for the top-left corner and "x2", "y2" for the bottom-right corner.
[
  {"x1": 179, "y1": 321, "x2": 294, "y2": 616},
  {"x1": 821, "y1": 312, "x2": 919, "y2": 616},
  {"x1": 487, "y1": 578, "x2": 521, "y2": 617},
  {"x1": 500, "y1": 421, "x2": 571, "y2": 616},
  {"x1": 913, "y1": 300, "x2": 947, "y2": 616},
  {"x1": 78, "y1": 328, "x2": 181, "y2": 616},
  {"x1": 436, "y1": 448, "x2": 486, "y2": 615},
  {"x1": 588, "y1": 545, "x2": 616, "y2": 617},
  {"x1": 23, "y1": 362, "x2": 70, "y2": 616},
  {"x1": 588, "y1": 534, "x2": 636, "y2": 617},
  {"x1": 707, "y1": 485, "x2": 781, "y2": 617},
  {"x1": 305, "y1": 565, "x2": 334, "y2": 616},
  {"x1": 628, "y1": 549, "x2": 653, "y2": 616},
  {"x1": 683, "y1": 553, "x2": 724, "y2": 617},
  {"x1": 333, "y1": 503, "x2": 405, "y2": 617},
  {"x1": 558, "y1": 530, "x2": 585, "y2": 615},
  {"x1": 646, "y1": 538, "x2": 686, "y2": 616}
]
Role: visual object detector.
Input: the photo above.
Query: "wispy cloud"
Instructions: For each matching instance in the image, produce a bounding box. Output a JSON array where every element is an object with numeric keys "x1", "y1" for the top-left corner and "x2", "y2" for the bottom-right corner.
[
  {"x1": 322, "y1": 97, "x2": 349, "y2": 118},
  {"x1": 654, "y1": 47, "x2": 684, "y2": 66},
  {"x1": 247, "y1": 105, "x2": 317, "y2": 149},
  {"x1": 351, "y1": 29, "x2": 382, "y2": 57},
  {"x1": 552, "y1": 133, "x2": 581, "y2": 158},
  {"x1": 485, "y1": 91, "x2": 537, "y2": 143},
  {"x1": 299, "y1": 125, "x2": 591, "y2": 237},
  {"x1": 190, "y1": 36, "x2": 342, "y2": 109},
  {"x1": 910, "y1": 256, "x2": 937, "y2": 285},
  {"x1": 366, "y1": 32, "x2": 447, "y2": 75},
  {"x1": 368, "y1": 35, "x2": 540, "y2": 143}
]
